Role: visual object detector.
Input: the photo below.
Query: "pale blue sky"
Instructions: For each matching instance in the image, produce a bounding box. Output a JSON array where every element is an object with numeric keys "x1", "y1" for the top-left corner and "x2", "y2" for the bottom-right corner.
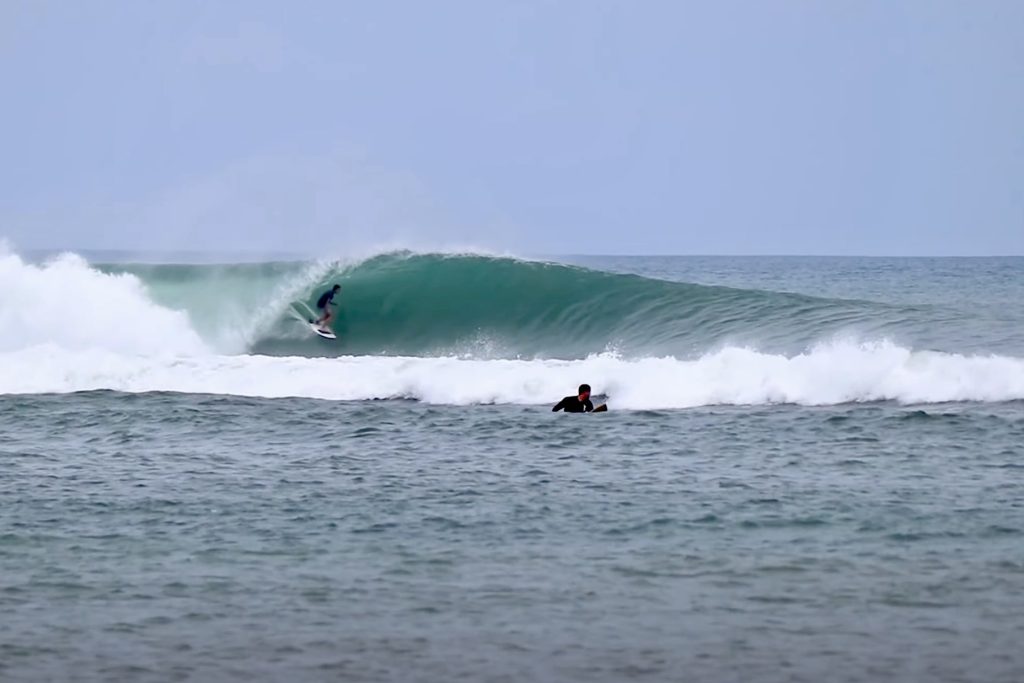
[{"x1": 2, "y1": 1, "x2": 1022, "y2": 255}]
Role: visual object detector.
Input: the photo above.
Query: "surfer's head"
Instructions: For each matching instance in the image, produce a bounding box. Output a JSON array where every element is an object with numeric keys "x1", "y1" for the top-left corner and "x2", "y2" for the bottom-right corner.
[
  {"x1": 332, "y1": 284, "x2": 341, "y2": 292},
  {"x1": 578, "y1": 384, "x2": 591, "y2": 399}
]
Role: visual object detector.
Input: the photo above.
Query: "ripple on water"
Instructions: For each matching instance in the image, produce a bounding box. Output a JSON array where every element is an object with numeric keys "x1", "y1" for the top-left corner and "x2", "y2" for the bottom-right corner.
[{"x1": 1, "y1": 393, "x2": 1023, "y2": 682}]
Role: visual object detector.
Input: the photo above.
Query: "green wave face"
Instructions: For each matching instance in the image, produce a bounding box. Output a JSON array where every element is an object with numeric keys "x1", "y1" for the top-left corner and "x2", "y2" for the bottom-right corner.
[
  {"x1": 102, "y1": 252, "x2": 944, "y2": 359},
  {"x1": 248, "y1": 252, "x2": 897, "y2": 358}
]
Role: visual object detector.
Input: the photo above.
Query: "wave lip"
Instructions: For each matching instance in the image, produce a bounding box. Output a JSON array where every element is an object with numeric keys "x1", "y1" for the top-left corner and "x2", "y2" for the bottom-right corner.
[{"x1": 3, "y1": 341, "x2": 1023, "y2": 409}]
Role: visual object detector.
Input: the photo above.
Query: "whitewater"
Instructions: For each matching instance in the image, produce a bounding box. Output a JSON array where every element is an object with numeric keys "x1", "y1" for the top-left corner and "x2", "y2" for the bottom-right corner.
[{"x1": 2, "y1": 247, "x2": 1024, "y2": 409}]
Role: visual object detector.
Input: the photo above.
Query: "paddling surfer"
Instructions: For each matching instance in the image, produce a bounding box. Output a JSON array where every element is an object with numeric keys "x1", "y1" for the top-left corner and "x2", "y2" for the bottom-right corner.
[{"x1": 552, "y1": 384, "x2": 595, "y2": 413}]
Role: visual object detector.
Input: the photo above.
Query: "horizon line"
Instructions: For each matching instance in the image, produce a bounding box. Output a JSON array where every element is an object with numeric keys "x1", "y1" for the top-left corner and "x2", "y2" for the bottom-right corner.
[{"x1": 10, "y1": 246, "x2": 1024, "y2": 261}]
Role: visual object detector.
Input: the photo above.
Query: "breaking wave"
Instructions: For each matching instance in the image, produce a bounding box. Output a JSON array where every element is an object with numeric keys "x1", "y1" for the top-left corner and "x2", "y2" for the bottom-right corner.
[{"x1": 2, "y1": 247, "x2": 1023, "y2": 407}]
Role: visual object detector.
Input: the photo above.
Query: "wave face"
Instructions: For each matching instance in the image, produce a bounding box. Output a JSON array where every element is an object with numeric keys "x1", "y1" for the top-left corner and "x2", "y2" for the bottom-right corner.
[
  {"x1": 250, "y1": 252, "x2": 882, "y2": 358},
  {"x1": 101, "y1": 251, "x2": 950, "y2": 360},
  {"x1": 3, "y1": 247, "x2": 1024, "y2": 407}
]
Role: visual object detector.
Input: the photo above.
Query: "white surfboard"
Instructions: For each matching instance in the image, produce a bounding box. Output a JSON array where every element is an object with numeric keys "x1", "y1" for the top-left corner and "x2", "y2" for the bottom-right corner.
[
  {"x1": 310, "y1": 324, "x2": 336, "y2": 339},
  {"x1": 290, "y1": 302, "x2": 337, "y2": 339}
]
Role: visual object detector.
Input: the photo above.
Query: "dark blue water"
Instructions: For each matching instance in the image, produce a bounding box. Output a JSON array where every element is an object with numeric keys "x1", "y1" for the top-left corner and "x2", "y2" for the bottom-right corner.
[{"x1": 2, "y1": 394, "x2": 1023, "y2": 682}]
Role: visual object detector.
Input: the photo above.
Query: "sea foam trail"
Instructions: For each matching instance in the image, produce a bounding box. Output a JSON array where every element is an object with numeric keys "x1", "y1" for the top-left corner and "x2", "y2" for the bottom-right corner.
[
  {"x1": 0, "y1": 251, "x2": 206, "y2": 355},
  {"x1": 3, "y1": 341, "x2": 1023, "y2": 408}
]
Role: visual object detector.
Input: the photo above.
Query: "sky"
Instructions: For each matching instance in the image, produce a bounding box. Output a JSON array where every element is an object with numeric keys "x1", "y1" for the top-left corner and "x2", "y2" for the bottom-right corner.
[{"x1": 2, "y1": 0, "x2": 1022, "y2": 256}]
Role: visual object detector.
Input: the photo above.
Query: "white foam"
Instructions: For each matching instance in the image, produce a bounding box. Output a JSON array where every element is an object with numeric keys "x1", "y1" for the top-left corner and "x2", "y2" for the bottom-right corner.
[
  {"x1": 0, "y1": 250, "x2": 206, "y2": 355},
  {"x1": 2, "y1": 341, "x2": 1023, "y2": 408}
]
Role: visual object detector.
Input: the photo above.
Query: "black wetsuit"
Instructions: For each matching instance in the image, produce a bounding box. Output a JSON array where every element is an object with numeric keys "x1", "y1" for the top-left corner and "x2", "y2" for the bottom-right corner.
[
  {"x1": 552, "y1": 396, "x2": 594, "y2": 413},
  {"x1": 316, "y1": 290, "x2": 336, "y2": 311}
]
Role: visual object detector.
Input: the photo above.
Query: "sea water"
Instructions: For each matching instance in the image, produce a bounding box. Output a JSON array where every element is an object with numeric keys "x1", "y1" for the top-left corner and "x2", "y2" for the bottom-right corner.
[{"x1": 1, "y1": 249, "x2": 1022, "y2": 682}]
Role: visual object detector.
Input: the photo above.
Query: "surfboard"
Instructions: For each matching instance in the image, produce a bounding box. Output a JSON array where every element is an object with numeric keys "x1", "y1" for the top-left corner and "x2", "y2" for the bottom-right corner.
[
  {"x1": 290, "y1": 301, "x2": 337, "y2": 339},
  {"x1": 593, "y1": 403, "x2": 608, "y2": 413},
  {"x1": 310, "y1": 324, "x2": 336, "y2": 339}
]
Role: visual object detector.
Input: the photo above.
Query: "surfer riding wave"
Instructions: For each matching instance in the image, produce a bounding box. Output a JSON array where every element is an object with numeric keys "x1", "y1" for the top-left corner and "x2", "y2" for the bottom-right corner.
[{"x1": 312, "y1": 285, "x2": 341, "y2": 330}]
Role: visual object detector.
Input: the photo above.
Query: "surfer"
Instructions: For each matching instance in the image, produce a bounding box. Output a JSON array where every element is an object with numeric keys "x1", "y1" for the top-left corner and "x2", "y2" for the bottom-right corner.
[
  {"x1": 552, "y1": 384, "x2": 595, "y2": 413},
  {"x1": 312, "y1": 284, "x2": 341, "y2": 329}
]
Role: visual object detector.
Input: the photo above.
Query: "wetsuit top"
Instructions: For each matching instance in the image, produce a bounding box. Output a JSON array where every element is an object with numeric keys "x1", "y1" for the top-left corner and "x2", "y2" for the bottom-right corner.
[
  {"x1": 552, "y1": 395, "x2": 594, "y2": 413},
  {"x1": 316, "y1": 290, "x2": 336, "y2": 309}
]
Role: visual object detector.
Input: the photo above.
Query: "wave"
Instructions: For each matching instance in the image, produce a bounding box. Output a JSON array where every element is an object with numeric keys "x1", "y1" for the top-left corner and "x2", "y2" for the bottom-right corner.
[
  {"x1": 2, "y1": 247, "x2": 1018, "y2": 360},
  {"x1": 249, "y1": 251, "x2": 872, "y2": 358},
  {"x1": 95, "y1": 250, "x2": 927, "y2": 359},
  {"x1": 3, "y1": 247, "x2": 1024, "y2": 406},
  {"x1": 3, "y1": 341, "x2": 1024, "y2": 407}
]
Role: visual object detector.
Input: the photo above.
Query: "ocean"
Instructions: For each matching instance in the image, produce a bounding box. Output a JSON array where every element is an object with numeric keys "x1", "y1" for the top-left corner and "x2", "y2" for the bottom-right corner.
[{"x1": 1, "y1": 249, "x2": 1022, "y2": 682}]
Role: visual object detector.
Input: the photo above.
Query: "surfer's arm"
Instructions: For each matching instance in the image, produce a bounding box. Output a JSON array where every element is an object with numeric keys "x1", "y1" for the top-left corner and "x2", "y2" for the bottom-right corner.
[
  {"x1": 584, "y1": 399, "x2": 594, "y2": 413},
  {"x1": 552, "y1": 398, "x2": 566, "y2": 412}
]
